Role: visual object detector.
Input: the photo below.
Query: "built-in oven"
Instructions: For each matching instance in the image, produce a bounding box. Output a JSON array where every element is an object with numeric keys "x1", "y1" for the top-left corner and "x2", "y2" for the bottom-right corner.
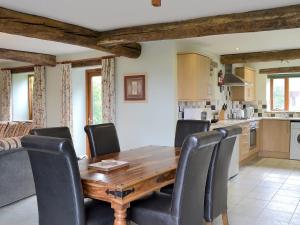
[{"x1": 249, "y1": 121, "x2": 257, "y2": 149}]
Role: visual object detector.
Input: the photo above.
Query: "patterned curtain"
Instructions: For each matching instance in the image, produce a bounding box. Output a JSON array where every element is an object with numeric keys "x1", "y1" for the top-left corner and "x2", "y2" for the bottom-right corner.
[
  {"x1": 102, "y1": 58, "x2": 116, "y2": 123},
  {"x1": 0, "y1": 70, "x2": 12, "y2": 121},
  {"x1": 33, "y1": 66, "x2": 47, "y2": 128},
  {"x1": 60, "y1": 64, "x2": 73, "y2": 133}
]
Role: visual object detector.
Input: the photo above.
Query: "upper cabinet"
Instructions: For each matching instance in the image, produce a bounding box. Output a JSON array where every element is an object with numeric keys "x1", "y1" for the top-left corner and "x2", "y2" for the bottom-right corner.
[
  {"x1": 231, "y1": 67, "x2": 256, "y2": 102},
  {"x1": 177, "y1": 53, "x2": 211, "y2": 101}
]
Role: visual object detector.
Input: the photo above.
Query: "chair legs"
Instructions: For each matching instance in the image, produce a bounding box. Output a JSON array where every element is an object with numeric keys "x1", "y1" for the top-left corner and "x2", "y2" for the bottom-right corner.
[
  {"x1": 222, "y1": 211, "x2": 229, "y2": 225},
  {"x1": 205, "y1": 211, "x2": 229, "y2": 225}
]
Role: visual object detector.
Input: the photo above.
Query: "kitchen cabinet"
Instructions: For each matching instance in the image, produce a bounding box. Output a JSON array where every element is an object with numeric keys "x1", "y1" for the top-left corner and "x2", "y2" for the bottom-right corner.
[
  {"x1": 239, "y1": 122, "x2": 251, "y2": 162},
  {"x1": 260, "y1": 119, "x2": 290, "y2": 159},
  {"x1": 239, "y1": 121, "x2": 260, "y2": 164},
  {"x1": 231, "y1": 67, "x2": 256, "y2": 102},
  {"x1": 177, "y1": 53, "x2": 211, "y2": 101}
]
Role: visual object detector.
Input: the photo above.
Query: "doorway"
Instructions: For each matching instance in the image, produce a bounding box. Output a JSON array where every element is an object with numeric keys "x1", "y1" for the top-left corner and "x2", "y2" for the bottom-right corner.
[{"x1": 85, "y1": 68, "x2": 102, "y2": 156}]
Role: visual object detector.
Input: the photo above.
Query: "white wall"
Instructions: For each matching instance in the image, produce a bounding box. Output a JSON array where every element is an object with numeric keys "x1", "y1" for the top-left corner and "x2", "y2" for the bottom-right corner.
[
  {"x1": 1, "y1": 43, "x2": 179, "y2": 153},
  {"x1": 116, "y1": 41, "x2": 178, "y2": 150},
  {"x1": 71, "y1": 66, "x2": 100, "y2": 157},
  {"x1": 45, "y1": 64, "x2": 101, "y2": 156},
  {"x1": 12, "y1": 73, "x2": 30, "y2": 121}
]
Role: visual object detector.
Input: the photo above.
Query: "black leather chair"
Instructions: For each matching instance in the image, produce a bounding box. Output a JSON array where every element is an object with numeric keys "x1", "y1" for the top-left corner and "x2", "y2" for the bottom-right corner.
[
  {"x1": 174, "y1": 120, "x2": 211, "y2": 147},
  {"x1": 204, "y1": 126, "x2": 242, "y2": 225},
  {"x1": 130, "y1": 131, "x2": 222, "y2": 225},
  {"x1": 161, "y1": 119, "x2": 211, "y2": 194},
  {"x1": 21, "y1": 135, "x2": 114, "y2": 225},
  {"x1": 30, "y1": 127, "x2": 73, "y2": 146},
  {"x1": 84, "y1": 123, "x2": 120, "y2": 158}
]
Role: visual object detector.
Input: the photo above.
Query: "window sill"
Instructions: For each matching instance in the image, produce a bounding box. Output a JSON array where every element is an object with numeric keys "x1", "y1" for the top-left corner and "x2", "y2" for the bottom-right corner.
[{"x1": 265, "y1": 111, "x2": 300, "y2": 113}]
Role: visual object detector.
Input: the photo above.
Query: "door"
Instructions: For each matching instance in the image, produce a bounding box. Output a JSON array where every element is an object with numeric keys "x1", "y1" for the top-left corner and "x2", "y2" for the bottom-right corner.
[
  {"x1": 86, "y1": 68, "x2": 102, "y2": 125},
  {"x1": 86, "y1": 68, "x2": 102, "y2": 157}
]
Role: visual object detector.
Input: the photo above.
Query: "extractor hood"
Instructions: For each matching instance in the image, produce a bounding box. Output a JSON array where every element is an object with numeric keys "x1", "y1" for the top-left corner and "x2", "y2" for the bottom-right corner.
[{"x1": 224, "y1": 64, "x2": 250, "y2": 86}]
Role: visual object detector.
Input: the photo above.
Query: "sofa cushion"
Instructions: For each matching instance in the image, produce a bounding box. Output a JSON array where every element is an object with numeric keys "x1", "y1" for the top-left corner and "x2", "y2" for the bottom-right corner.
[
  {"x1": 4, "y1": 122, "x2": 19, "y2": 138},
  {"x1": 0, "y1": 137, "x2": 22, "y2": 151},
  {"x1": 15, "y1": 122, "x2": 35, "y2": 137},
  {"x1": 0, "y1": 122, "x2": 8, "y2": 138}
]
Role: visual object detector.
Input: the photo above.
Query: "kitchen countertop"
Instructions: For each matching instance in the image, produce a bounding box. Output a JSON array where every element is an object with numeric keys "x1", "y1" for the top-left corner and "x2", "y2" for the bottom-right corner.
[{"x1": 210, "y1": 117, "x2": 300, "y2": 129}]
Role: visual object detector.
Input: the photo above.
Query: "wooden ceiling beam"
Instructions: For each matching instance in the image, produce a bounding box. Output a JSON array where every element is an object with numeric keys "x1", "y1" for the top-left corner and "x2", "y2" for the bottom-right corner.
[
  {"x1": 97, "y1": 4, "x2": 300, "y2": 46},
  {"x1": 259, "y1": 66, "x2": 300, "y2": 74},
  {"x1": 0, "y1": 48, "x2": 56, "y2": 66},
  {"x1": 221, "y1": 49, "x2": 300, "y2": 64},
  {"x1": 152, "y1": 0, "x2": 161, "y2": 7},
  {"x1": 2, "y1": 65, "x2": 34, "y2": 74},
  {"x1": 0, "y1": 7, "x2": 141, "y2": 58}
]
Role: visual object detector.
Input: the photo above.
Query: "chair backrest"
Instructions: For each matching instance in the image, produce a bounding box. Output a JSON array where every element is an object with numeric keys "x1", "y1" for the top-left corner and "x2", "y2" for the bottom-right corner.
[
  {"x1": 171, "y1": 131, "x2": 222, "y2": 225},
  {"x1": 84, "y1": 123, "x2": 120, "y2": 158},
  {"x1": 174, "y1": 120, "x2": 211, "y2": 147},
  {"x1": 30, "y1": 127, "x2": 73, "y2": 146},
  {"x1": 21, "y1": 135, "x2": 85, "y2": 225},
  {"x1": 204, "y1": 126, "x2": 242, "y2": 221}
]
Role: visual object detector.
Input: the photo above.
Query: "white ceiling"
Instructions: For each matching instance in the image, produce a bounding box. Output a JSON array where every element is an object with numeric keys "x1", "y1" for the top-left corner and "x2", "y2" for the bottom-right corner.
[
  {"x1": 177, "y1": 28, "x2": 300, "y2": 55},
  {"x1": 0, "y1": 33, "x2": 90, "y2": 56},
  {"x1": 0, "y1": 0, "x2": 299, "y2": 31},
  {"x1": 0, "y1": 0, "x2": 300, "y2": 58}
]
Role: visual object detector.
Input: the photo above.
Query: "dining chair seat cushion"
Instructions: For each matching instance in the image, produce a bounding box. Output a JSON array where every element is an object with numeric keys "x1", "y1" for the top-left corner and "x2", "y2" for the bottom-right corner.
[
  {"x1": 85, "y1": 199, "x2": 114, "y2": 225},
  {"x1": 131, "y1": 192, "x2": 175, "y2": 225}
]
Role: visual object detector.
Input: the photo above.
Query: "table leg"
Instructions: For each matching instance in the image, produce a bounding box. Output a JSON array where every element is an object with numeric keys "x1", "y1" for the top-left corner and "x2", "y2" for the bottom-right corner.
[{"x1": 111, "y1": 203, "x2": 130, "y2": 225}]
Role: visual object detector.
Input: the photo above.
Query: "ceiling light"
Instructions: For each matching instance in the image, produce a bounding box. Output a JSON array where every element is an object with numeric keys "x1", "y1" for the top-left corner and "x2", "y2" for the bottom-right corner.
[{"x1": 235, "y1": 47, "x2": 240, "y2": 51}]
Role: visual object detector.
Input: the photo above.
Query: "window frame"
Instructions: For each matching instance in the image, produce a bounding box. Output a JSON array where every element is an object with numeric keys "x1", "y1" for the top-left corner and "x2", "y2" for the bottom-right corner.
[
  {"x1": 28, "y1": 74, "x2": 34, "y2": 120},
  {"x1": 269, "y1": 75, "x2": 300, "y2": 112}
]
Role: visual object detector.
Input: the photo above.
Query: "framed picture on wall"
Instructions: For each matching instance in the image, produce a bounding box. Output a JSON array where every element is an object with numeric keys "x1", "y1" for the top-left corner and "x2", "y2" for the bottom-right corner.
[{"x1": 124, "y1": 74, "x2": 146, "y2": 101}]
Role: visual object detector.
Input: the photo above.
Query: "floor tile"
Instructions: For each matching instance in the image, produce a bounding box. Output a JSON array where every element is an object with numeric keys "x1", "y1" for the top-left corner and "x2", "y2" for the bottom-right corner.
[
  {"x1": 266, "y1": 202, "x2": 297, "y2": 213},
  {"x1": 258, "y1": 209, "x2": 293, "y2": 223}
]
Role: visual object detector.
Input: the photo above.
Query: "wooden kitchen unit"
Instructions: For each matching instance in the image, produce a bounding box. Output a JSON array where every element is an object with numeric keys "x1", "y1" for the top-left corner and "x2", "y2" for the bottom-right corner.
[
  {"x1": 177, "y1": 53, "x2": 212, "y2": 101},
  {"x1": 231, "y1": 67, "x2": 256, "y2": 102},
  {"x1": 239, "y1": 121, "x2": 260, "y2": 165},
  {"x1": 259, "y1": 119, "x2": 291, "y2": 159}
]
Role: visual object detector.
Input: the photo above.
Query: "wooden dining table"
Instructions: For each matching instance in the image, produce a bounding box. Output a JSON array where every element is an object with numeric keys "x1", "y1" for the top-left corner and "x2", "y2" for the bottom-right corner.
[{"x1": 79, "y1": 146, "x2": 180, "y2": 225}]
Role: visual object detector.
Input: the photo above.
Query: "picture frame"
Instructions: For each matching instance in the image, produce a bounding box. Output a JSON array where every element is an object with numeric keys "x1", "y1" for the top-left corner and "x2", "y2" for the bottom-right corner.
[{"x1": 124, "y1": 74, "x2": 146, "y2": 101}]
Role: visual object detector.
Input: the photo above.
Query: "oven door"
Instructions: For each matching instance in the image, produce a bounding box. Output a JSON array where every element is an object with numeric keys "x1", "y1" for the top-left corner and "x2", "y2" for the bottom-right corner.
[{"x1": 250, "y1": 128, "x2": 257, "y2": 149}]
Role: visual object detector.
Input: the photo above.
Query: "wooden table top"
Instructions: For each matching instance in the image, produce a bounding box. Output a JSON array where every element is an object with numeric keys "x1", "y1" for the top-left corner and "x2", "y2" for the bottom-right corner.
[{"x1": 79, "y1": 146, "x2": 180, "y2": 204}]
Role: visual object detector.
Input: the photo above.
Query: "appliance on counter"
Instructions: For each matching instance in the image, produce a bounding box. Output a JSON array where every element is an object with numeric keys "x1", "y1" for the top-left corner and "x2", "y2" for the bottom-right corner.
[
  {"x1": 230, "y1": 106, "x2": 255, "y2": 120},
  {"x1": 290, "y1": 122, "x2": 300, "y2": 160},
  {"x1": 249, "y1": 121, "x2": 257, "y2": 150},
  {"x1": 183, "y1": 108, "x2": 212, "y2": 121},
  {"x1": 245, "y1": 106, "x2": 255, "y2": 119},
  {"x1": 229, "y1": 135, "x2": 239, "y2": 179}
]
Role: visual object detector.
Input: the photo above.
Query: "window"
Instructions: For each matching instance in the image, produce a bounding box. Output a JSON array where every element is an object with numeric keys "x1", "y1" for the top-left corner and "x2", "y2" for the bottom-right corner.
[
  {"x1": 86, "y1": 69, "x2": 102, "y2": 125},
  {"x1": 269, "y1": 75, "x2": 300, "y2": 111}
]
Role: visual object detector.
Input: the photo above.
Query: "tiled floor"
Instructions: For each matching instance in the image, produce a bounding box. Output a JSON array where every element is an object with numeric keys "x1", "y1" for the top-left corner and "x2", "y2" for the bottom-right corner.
[
  {"x1": 1, "y1": 158, "x2": 300, "y2": 225},
  {"x1": 213, "y1": 158, "x2": 300, "y2": 225}
]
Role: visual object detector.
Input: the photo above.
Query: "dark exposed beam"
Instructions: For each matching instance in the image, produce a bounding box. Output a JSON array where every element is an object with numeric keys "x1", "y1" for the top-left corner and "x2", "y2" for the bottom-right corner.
[
  {"x1": 58, "y1": 56, "x2": 113, "y2": 68},
  {"x1": 0, "y1": 48, "x2": 56, "y2": 66},
  {"x1": 152, "y1": 0, "x2": 161, "y2": 7},
  {"x1": 97, "y1": 4, "x2": 300, "y2": 46},
  {"x1": 2, "y1": 65, "x2": 34, "y2": 74},
  {"x1": 259, "y1": 66, "x2": 300, "y2": 74},
  {"x1": 221, "y1": 49, "x2": 300, "y2": 64},
  {"x1": 0, "y1": 7, "x2": 141, "y2": 58}
]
